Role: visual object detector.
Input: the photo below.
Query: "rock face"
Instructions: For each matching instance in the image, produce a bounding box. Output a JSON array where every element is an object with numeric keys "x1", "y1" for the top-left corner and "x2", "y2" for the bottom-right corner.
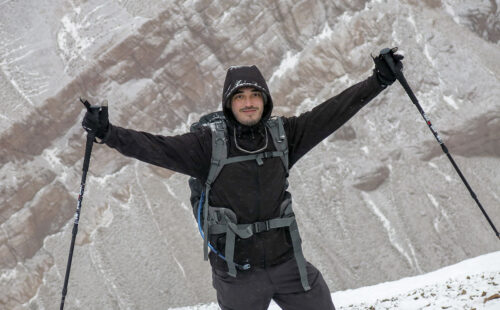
[{"x1": 0, "y1": 0, "x2": 499, "y2": 309}]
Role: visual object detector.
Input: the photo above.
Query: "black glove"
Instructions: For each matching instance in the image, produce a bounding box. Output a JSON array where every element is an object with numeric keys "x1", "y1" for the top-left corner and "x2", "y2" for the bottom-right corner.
[
  {"x1": 372, "y1": 47, "x2": 404, "y2": 87},
  {"x1": 81, "y1": 99, "x2": 109, "y2": 140}
]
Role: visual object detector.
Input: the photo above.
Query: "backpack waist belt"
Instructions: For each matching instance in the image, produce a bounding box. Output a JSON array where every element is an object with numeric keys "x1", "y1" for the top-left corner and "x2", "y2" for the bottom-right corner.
[{"x1": 207, "y1": 197, "x2": 311, "y2": 291}]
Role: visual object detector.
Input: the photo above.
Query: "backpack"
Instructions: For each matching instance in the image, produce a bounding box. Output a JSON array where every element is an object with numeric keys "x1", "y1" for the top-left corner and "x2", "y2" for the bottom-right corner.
[{"x1": 188, "y1": 111, "x2": 310, "y2": 291}]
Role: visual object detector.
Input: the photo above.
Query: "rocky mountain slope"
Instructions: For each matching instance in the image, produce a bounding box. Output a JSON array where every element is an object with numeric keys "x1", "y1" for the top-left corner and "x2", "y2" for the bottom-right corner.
[{"x1": 0, "y1": 0, "x2": 499, "y2": 309}]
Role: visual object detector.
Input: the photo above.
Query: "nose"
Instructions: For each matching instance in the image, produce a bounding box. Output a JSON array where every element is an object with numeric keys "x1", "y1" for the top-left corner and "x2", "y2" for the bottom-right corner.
[{"x1": 244, "y1": 97, "x2": 253, "y2": 106}]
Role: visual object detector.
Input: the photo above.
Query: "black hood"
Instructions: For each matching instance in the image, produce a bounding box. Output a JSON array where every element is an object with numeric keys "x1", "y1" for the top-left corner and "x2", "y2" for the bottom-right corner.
[{"x1": 222, "y1": 65, "x2": 273, "y2": 127}]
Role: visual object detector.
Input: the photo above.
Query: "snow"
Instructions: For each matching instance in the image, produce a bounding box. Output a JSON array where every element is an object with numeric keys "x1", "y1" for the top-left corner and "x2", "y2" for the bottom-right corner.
[
  {"x1": 426, "y1": 192, "x2": 451, "y2": 234},
  {"x1": 169, "y1": 251, "x2": 500, "y2": 310},
  {"x1": 333, "y1": 250, "x2": 500, "y2": 309},
  {"x1": 0, "y1": 265, "x2": 18, "y2": 281},
  {"x1": 58, "y1": 14, "x2": 95, "y2": 62},
  {"x1": 428, "y1": 162, "x2": 453, "y2": 182},
  {"x1": 442, "y1": 1, "x2": 461, "y2": 24},
  {"x1": 0, "y1": 64, "x2": 35, "y2": 106},
  {"x1": 443, "y1": 94, "x2": 459, "y2": 110},
  {"x1": 361, "y1": 192, "x2": 420, "y2": 272},
  {"x1": 269, "y1": 51, "x2": 301, "y2": 83},
  {"x1": 315, "y1": 23, "x2": 334, "y2": 43}
]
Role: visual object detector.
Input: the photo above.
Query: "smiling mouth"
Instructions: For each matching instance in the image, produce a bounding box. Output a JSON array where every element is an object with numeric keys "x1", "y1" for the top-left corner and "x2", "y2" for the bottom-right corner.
[{"x1": 241, "y1": 108, "x2": 258, "y2": 113}]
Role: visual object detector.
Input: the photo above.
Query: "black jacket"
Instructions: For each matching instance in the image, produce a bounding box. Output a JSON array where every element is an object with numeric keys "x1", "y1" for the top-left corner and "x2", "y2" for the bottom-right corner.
[{"x1": 103, "y1": 65, "x2": 384, "y2": 270}]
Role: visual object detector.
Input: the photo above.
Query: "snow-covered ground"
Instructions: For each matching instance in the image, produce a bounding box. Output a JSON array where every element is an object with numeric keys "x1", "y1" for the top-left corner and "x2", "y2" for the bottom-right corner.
[{"x1": 170, "y1": 251, "x2": 500, "y2": 310}]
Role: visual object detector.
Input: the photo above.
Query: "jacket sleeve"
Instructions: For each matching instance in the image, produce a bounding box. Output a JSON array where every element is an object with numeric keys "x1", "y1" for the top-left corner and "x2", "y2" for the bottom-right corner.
[
  {"x1": 101, "y1": 124, "x2": 211, "y2": 180},
  {"x1": 284, "y1": 73, "x2": 385, "y2": 168}
]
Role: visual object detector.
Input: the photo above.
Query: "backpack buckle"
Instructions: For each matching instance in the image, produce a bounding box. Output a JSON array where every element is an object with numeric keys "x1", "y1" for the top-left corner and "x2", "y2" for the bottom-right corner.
[
  {"x1": 253, "y1": 221, "x2": 270, "y2": 233},
  {"x1": 262, "y1": 152, "x2": 273, "y2": 159}
]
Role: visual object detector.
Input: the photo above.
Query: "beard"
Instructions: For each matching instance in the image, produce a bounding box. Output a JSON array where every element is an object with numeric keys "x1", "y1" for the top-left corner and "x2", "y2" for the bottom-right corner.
[
  {"x1": 238, "y1": 118, "x2": 260, "y2": 126},
  {"x1": 235, "y1": 107, "x2": 263, "y2": 126}
]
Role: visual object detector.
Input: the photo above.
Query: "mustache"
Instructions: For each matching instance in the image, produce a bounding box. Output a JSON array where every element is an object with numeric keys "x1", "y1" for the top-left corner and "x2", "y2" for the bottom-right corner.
[{"x1": 240, "y1": 106, "x2": 259, "y2": 112}]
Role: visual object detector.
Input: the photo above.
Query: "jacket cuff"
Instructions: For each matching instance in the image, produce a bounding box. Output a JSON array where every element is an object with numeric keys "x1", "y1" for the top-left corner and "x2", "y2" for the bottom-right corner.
[
  {"x1": 371, "y1": 69, "x2": 389, "y2": 90},
  {"x1": 97, "y1": 123, "x2": 113, "y2": 144}
]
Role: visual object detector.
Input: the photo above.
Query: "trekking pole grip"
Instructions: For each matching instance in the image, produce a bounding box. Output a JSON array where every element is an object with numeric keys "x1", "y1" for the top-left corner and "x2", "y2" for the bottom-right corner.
[
  {"x1": 380, "y1": 50, "x2": 421, "y2": 107},
  {"x1": 380, "y1": 48, "x2": 398, "y2": 74},
  {"x1": 82, "y1": 132, "x2": 95, "y2": 173},
  {"x1": 381, "y1": 49, "x2": 406, "y2": 86}
]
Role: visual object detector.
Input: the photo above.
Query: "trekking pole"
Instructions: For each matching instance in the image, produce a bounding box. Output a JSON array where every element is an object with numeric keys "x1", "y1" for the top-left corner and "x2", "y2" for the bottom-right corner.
[
  {"x1": 60, "y1": 98, "x2": 98, "y2": 310},
  {"x1": 381, "y1": 48, "x2": 499, "y2": 240}
]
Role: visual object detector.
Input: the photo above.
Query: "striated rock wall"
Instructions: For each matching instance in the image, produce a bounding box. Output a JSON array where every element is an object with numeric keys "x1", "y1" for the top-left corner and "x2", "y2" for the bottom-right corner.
[{"x1": 0, "y1": 0, "x2": 499, "y2": 309}]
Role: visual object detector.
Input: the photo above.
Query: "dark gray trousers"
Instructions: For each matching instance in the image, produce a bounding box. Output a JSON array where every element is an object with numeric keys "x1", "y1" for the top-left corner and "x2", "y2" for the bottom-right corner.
[{"x1": 211, "y1": 258, "x2": 335, "y2": 310}]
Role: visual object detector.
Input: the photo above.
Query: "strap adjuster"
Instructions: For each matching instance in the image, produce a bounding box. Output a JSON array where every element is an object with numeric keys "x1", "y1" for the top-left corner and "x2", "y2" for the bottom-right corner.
[
  {"x1": 253, "y1": 221, "x2": 270, "y2": 233},
  {"x1": 262, "y1": 152, "x2": 272, "y2": 159}
]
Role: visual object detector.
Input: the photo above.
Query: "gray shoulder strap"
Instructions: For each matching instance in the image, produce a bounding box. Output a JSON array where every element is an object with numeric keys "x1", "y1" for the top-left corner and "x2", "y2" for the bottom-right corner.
[
  {"x1": 266, "y1": 117, "x2": 289, "y2": 174},
  {"x1": 206, "y1": 121, "x2": 228, "y2": 185},
  {"x1": 203, "y1": 120, "x2": 228, "y2": 260}
]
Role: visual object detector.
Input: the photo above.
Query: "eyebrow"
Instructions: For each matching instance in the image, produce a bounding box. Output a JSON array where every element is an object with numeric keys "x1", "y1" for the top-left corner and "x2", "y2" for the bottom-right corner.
[{"x1": 234, "y1": 88, "x2": 260, "y2": 95}]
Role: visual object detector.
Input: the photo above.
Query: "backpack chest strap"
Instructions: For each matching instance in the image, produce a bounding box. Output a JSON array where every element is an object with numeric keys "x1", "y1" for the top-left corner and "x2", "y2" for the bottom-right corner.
[
  {"x1": 209, "y1": 217, "x2": 295, "y2": 236},
  {"x1": 220, "y1": 151, "x2": 286, "y2": 167}
]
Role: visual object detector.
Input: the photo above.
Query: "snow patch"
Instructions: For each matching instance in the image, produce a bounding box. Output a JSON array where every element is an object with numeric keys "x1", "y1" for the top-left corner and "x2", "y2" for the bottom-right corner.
[
  {"x1": 173, "y1": 256, "x2": 187, "y2": 279},
  {"x1": 41, "y1": 147, "x2": 63, "y2": 169},
  {"x1": 295, "y1": 97, "x2": 319, "y2": 116},
  {"x1": 0, "y1": 64, "x2": 35, "y2": 106},
  {"x1": 423, "y1": 43, "x2": 436, "y2": 68},
  {"x1": 269, "y1": 51, "x2": 301, "y2": 83},
  {"x1": 315, "y1": 23, "x2": 334, "y2": 43},
  {"x1": 164, "y1": 182, "x2": 188, "y2": 211},
  {"x1": 336, "y1": 74, "x2": 354, "y2": 87},
  {"x1": 406, "y1": 14, "x2": 423, "y2": 44},
  {"x1": 361, "y1": 192, "x2": 416, "y2": 271},
  {"x1": 443, "y1": 94, "x2": 459, "y2": 110},
  {"x1": 333, "y1": 251, "x2": 500, "y2": 309},
  {"x1": 427, "y1": 192, "x2": 451, "y2": 233},
  {"x1": 58, "y1": 14, "x2": 95, "y2": 62},
  {"x1": 0, "y1": 264, "x2": 19, "y2": 281},
  {"x1": 442, "y1": 1, "x2": 461, "y2": 24},
  {"x1": 427, "y1": 193, "x2": 440, "y2": 209},
  {"x1": 428, "y1": 162, "x2": 452, "y2": 182}
]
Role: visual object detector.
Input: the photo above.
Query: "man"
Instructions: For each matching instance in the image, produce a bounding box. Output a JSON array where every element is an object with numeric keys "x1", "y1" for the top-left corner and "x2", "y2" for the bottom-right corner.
[{"x1": 82, "y1": 48, "x2": 403, "y2": 310}]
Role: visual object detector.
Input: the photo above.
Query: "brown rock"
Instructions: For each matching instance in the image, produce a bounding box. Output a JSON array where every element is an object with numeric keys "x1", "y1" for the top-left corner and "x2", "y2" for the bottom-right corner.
[
  {"x1": 353, "y1": 166, "x2": 390, "y2": 191},
  {"x1": 1, "y1": 182, "x2": 73, "y2": 268},
  {"x1": 484, "y1": 293, "x2": 500, "y2": 303}
]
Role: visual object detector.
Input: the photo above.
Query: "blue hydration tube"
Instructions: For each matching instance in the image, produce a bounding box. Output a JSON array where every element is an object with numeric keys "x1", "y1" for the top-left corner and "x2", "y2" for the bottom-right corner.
[
  {"x1": 197, "y1": 191, "x2": 250, "y2": 270},
  {"x1": 197, "y1": 191, "x2": 227, "y2": 261}
]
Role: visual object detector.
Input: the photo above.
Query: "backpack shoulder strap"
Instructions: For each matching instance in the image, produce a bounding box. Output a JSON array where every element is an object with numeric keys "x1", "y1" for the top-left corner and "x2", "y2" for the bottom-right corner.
[
  {"x1": 203, "y1": 119, "x2": 228, "y2": 260},
  {"x1": 206, "y1": 120, "x2": 228, "y2": 185},
  {"x1": 266, "y1": 116, "x2": 289, "y2": 175}
]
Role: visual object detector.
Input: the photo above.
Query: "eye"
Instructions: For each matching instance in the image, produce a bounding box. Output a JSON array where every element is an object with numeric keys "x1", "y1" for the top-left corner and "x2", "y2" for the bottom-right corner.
[{"x1": 252, "y1": 92, "x2": 262, "y2": 97}]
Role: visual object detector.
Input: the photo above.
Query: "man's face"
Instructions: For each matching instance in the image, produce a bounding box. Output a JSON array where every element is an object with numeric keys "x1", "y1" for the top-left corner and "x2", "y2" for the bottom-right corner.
[{"x1": 231, "y1": 87, "x2": 264, "y2": 126}]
